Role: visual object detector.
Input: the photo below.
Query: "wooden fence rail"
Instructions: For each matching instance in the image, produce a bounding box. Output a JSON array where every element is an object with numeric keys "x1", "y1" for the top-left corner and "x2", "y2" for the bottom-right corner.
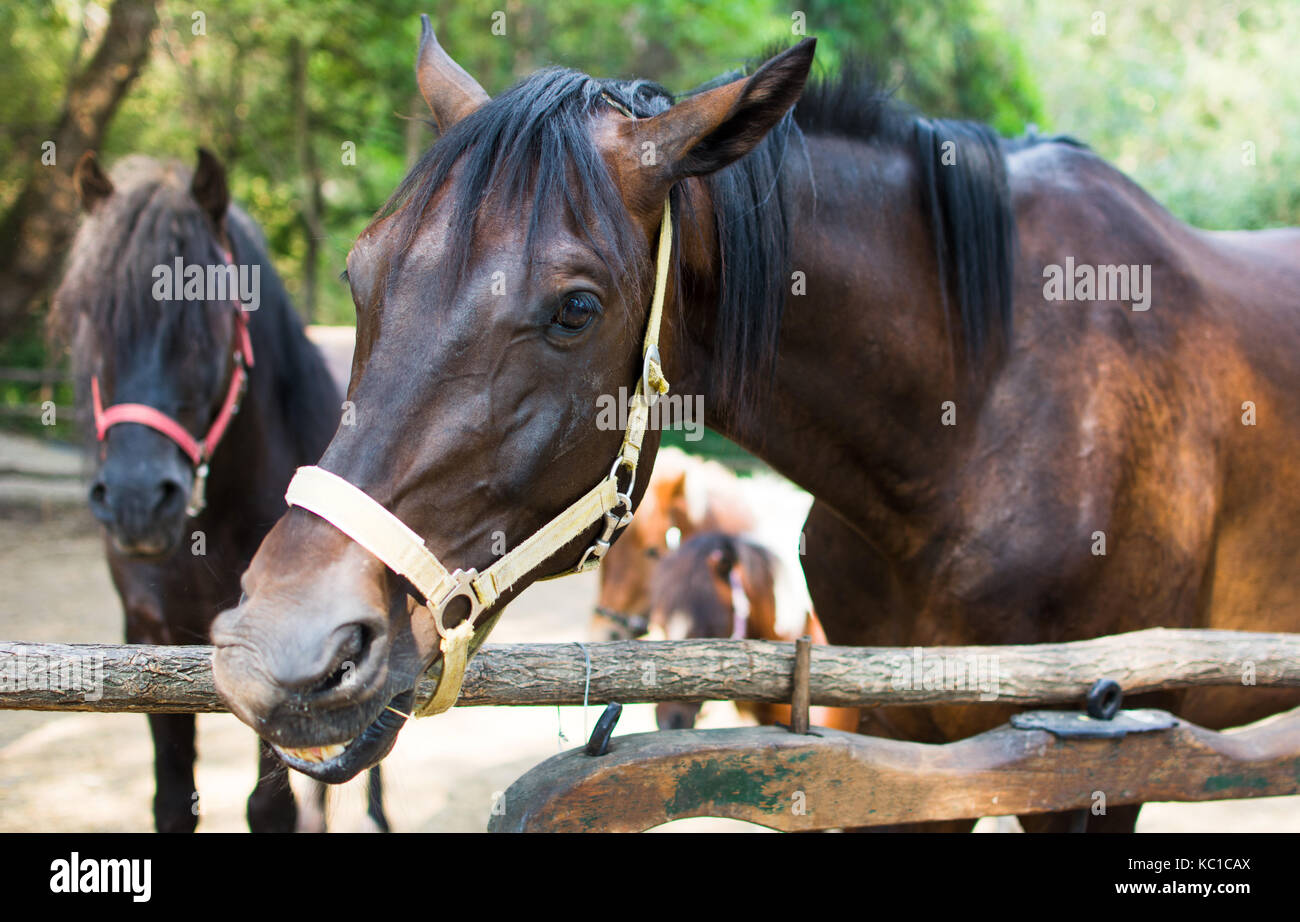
[{"x1": 2, "y1": 627, "x2": 1297, "y2": 713}]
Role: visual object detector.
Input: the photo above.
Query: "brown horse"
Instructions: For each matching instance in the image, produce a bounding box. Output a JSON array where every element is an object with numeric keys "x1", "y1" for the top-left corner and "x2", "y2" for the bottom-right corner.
[
  {"x1": 53, "y1": 151, "x2": 387, "y2": 832},
  {"x1": 212, "y1": 18, "x2": 1300, "y2": 833},
  {"x1": 648, "y1": 532, "x2": 858, "y2": 733},
  {"x1": 590, "y1": 446, "x2": 753, "y2": 641}
]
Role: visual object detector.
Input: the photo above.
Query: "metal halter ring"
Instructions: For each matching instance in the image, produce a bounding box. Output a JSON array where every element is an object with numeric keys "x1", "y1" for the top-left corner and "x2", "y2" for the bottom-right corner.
[
  {"x1": 429, "y1": 568, "x2": 486, "y2": 636},
  {"x1": 609, "y1": 454, "x2": 637, "y2": 497},
  {"x1": 186, "y1": 461, "x2": 210, "y2": 518}
]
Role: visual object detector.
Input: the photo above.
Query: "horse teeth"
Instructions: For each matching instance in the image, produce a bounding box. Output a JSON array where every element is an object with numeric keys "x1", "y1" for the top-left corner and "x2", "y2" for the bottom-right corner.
[{"x1": 280, "y1": 741, "x2": 350, "y2": 763}]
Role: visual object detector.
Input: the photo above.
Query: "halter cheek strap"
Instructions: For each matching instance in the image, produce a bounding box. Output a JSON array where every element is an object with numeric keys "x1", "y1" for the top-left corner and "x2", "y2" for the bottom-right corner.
[
  {"x1": 92, "y1": 249, "x2": 255, "y2": 517},
  {"x1": 284, "y1": 198, "x2": 674, "y2": 717}
]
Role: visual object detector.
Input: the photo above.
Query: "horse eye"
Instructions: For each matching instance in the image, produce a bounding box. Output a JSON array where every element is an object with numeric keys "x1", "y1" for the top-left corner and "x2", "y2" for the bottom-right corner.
[
  {"x1": 645, "y1": 547, "x2": 661, "y2": 560},
  {"x1": 551, "y1": 292, "x2": 600, "y2": 333}
]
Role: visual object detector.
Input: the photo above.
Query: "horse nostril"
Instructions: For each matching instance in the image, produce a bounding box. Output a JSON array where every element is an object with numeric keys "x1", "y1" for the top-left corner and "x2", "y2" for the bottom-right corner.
[
  {"x1": 156, "y1": 478, "x2": 185, "y2": 511},
  {"x1": 336, "y1": 624, "x2": 364, "y2": 663},
  {"x1": 89, "y1": 481, "x2": 108, "y2": 509},
  {"x1": 313, "y1": 624, "x2": 370, "y2": 695}
]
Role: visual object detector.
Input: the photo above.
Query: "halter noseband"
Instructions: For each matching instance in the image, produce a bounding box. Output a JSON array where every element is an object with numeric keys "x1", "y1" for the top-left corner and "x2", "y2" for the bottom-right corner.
[
  {"x1": 92, "y1": 249, "x2": 255, "y2": 518},
  {"x1": 284, "y1": 198, "x2": 673, "y2": 718},
  {"x1": 594, "y1": 606, "x2": 651, "y2": 638}
]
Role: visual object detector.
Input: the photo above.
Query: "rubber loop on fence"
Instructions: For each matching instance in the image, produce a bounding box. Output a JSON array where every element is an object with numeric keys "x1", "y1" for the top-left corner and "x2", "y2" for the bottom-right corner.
[
  {"x1": 585, "y1": 702, "x2": 622, "y2": 757},
  {"x1": 1085, "y1": 677, "x2": 1123, "y2": 720}
]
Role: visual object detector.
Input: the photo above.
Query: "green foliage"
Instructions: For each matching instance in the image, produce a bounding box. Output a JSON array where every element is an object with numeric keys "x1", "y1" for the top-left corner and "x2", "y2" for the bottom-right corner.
[
  {"x1": 797, "y1": 0, "x2": 1044, "y2": 134},
  {"x1": 0, "y1": 1, "x2": 84, "y2": 214},
  {"x1": 996, "y1": 0, "x2": 1300, "y2": 229},
  {"x1": 1, "y1": 0, "x2": 1048, "y2": 337},
  {"x1": 1, "y1": 0, "x2": 1295, "y2": 401}
]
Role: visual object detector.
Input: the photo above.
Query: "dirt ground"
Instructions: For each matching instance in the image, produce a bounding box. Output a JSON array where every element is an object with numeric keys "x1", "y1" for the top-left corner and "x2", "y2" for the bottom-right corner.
[{"x1": 2, "y1": 417, "x2": 1298, "y2": 832}]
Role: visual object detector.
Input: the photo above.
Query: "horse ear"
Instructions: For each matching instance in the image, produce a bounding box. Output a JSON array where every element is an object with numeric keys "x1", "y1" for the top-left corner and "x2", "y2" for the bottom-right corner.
[
  {"x1": 617, "y1": 39, "x2": 815, "y2": 207},
  {"x1": 191, "y1": 148, "x2": 229, "y2": 227},
  {"x1": 415, "y1": 14, "x2": 489, "y2": 133},
  {"x1": 73, "y1": 151, "x2": 114, "y2": 212}
]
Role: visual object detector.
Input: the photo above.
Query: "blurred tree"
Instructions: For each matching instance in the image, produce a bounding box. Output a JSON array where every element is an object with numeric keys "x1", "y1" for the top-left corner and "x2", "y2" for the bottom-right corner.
[
  {"x1": 0, "y1": 0, "x2": 158, "y2": 339},
  {"x1": 1, "y1": 0, "x2": 1045, "y2": 340},
  {"x1": 996, "y1": 0, "x2": 1300, "y2": 230}
]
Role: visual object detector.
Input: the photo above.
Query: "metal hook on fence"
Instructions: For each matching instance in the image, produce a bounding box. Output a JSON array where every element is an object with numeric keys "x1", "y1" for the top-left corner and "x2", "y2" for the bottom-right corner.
[
  {"x1": 586, "y1": 702, "x2": 622, "y2": 756},
  {"x1": 790, "y1": 635, "x2": 812, "y2": 735}
]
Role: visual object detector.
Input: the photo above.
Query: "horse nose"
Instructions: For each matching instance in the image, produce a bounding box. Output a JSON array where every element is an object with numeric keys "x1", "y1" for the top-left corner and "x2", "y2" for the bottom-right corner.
[
  {"x1": 89, "y1": 469, "x2": 187, "y2": 542},
  {"x1": 655, "y1": 705, "x2": 696, "y2": 731},
  {"x1": 273, "y1": 621, "x2": 373, "y2": 694},
  {"x1": 212, "y1": 598, "x2": 388, "y2": 718}
]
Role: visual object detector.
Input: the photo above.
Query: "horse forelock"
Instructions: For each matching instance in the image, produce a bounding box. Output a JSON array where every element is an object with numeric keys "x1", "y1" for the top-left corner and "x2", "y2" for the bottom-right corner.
[
  {"x1": 54, "y1": 157, "x2": 227, "y2": 378},
  {"x1": 370, "y1": 69, "x2": 672, "y2": 318}
]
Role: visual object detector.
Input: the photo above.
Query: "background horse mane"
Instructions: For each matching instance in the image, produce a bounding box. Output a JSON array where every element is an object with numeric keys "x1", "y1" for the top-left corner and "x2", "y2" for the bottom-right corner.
[
  {"x1": 371, "y1": 48, "x2": 1044, "y2": 420},
  {"x1": 51, "y1": 154, "x2": 337, "y2": 463}
]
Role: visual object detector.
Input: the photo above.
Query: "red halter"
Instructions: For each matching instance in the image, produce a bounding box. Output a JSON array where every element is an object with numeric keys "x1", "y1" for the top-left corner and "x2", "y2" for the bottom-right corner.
[{"x1": 91, "y1": 249, "x2": 255, "y2": 514}]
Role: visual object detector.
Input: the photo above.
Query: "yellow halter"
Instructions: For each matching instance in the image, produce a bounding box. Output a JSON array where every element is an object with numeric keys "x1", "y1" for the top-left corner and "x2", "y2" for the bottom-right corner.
[{"x1": 283, "y1": 199, "x2": 672, "y2": 717}]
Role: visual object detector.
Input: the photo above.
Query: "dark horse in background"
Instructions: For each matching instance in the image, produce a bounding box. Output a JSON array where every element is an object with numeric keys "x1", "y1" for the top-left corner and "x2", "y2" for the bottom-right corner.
[
  {"x1": 212, "y1": 20, "x2": 1300, "y2": 832},
  {"x1": 53, "y1": 151, "x2": 388, "y2": 832}
]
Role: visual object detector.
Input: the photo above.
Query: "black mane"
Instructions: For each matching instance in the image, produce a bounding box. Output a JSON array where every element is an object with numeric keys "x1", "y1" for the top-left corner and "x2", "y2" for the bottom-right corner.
[
  {"x1": 379, "y1": 47, "x2": 1054, "y2": 419},
  {"x1": 791, "y1": 55, "x2": 1034, "y2": 370},
  {"x1": 54, "y1": 157, "x2": 225, "y2": 371}
]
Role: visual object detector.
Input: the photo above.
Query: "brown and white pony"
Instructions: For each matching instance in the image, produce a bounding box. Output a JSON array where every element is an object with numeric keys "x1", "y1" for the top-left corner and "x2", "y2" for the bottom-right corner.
[
  {"x1": 589, "y1": 446, "x2": 753, "y2": 641},
  {"x1": 648, "y1": 532, "x2": 858, "y2": 733}
]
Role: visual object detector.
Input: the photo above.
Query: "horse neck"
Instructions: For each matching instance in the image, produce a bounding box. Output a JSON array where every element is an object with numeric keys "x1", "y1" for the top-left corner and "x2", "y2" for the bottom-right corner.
[{"x1": 674, "y1": 135, "x2": 972, "y2": 560}]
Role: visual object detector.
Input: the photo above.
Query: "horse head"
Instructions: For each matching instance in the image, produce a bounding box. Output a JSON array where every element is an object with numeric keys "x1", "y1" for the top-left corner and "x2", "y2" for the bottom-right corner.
[{"x1": 211, "y1": 18, "x2": 814, "y2": 781}]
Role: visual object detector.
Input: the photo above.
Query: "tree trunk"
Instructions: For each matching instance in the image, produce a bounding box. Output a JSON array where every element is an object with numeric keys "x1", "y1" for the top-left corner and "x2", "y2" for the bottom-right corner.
[
  {"x1": 291, "y1": 37, "x2": 324, "y2": 324},
  {"x1": 0, "y1": 0, "x2": 159, "y2": 336}
]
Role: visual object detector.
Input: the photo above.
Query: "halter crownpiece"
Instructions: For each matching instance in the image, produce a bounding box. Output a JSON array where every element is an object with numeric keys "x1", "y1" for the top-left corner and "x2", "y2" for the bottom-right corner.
[
  {"x1": 92, "y1": 249, "x2": 254, "y2": 517},
  {"x1": 284, "y1": 198, "x2": 673, "y2": 717}
]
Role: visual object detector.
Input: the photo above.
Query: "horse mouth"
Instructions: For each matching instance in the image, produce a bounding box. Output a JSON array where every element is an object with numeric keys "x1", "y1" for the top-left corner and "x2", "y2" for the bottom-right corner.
[
  {"x1": 108, "y1": 530, "x2": 181, "y2": 559},
  {"x1": 273, "y1": 688, "x2": 413, "y2": 784}
]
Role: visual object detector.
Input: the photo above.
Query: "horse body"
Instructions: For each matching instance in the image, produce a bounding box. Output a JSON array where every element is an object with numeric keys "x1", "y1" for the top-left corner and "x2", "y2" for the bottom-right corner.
[
  {"x1": 211, "y1": 28, "x2": 1300, "y2": 833},
  {"x1": 787, "y1": 139, "x2": 1300, "y2": 678},
  {"x1": 791, "y1": 142, "x2": 1300, "y2": 830},
  {"x1": 55, "y1": 152, "x2": 385, "y2": 831}
]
